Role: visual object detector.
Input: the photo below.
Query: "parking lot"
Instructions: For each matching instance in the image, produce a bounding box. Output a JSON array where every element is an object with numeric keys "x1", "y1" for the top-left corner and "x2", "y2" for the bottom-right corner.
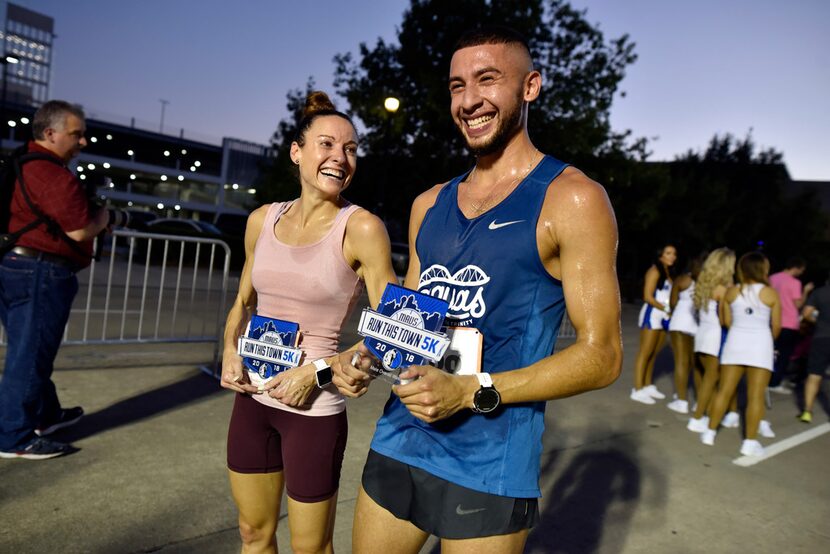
[{"x1": 0, "y1": 300, "x2": 828, "y2": 553}]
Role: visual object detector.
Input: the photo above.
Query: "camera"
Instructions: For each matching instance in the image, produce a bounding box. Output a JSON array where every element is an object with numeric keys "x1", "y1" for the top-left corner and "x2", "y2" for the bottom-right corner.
[
  {"x1": 107, "y1": 208, "x2": 131, "y2": 228},
  {"x1": 82, "y1": 175, "x2": 131, "y2": 228}
]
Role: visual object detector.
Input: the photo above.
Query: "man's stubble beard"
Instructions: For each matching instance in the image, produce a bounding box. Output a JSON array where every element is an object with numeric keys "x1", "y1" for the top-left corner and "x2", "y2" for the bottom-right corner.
[{"x1": 458, "y1": 89, "x2": 525, "y2": 158}]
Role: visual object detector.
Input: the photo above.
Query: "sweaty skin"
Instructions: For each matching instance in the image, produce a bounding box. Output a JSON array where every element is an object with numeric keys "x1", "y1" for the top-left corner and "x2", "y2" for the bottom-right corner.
[
  {"x1": 221, "y1": 116, "x2": 395, "y2": 400},
  {"x1": 393, "y1": 164, "x2": 622, "y2": 423},
  {"x1": 351, "y1": 39, "x2": 624, "y2": 554}
]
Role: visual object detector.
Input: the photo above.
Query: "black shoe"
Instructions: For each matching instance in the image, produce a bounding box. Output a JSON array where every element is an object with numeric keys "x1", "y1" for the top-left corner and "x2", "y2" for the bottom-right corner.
[
  {"x1": 35, "y1": 406, "x2": 84, "y2": 436},
  {"x1": 0, "y1": 437, "x2": 78, "y2": 460}
]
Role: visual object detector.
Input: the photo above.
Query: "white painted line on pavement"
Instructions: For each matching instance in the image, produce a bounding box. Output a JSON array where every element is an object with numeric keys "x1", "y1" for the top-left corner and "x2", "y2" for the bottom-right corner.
[{"x1": 733, "y1": 422, "x2": 830, "y2": 467}]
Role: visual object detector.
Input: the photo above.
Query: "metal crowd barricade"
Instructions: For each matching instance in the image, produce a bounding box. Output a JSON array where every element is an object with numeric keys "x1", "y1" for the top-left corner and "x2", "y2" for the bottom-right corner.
[
  {"x1": 0, "y1": 229, "x2": 233, "y2": 376},
  {"x1": 1, "y1": 230, "x2": 577, "y2": 373}
]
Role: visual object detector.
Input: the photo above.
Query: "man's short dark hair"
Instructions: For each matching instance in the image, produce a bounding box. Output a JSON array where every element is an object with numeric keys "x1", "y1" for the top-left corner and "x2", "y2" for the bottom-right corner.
[
  {"x1": 32, "y1": 100, "x2": 85, "y2": 140},
  {"x1": 785, "y1": 256, "x2": 806, "y2": 270},
  {"x1": 454, "y1": 25, "x2": 531, "y2": 58}
]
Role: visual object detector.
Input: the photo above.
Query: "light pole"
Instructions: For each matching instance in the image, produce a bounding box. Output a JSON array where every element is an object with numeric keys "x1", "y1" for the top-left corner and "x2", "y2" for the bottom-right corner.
[
  {"x1": 0, "y1": 54, "x2": 20, "y2": 146},
  {"x1": 159, "y1": 98, "x2": 169, "y2": 134},
  {"x1": 378, "y1": 96, "x2": 401, "y2": 219}
]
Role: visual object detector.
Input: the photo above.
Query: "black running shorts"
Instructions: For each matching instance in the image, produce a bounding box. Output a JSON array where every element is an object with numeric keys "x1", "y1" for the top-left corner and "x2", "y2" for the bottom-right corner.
[{"x1": 361, "y1": 449, "x2": 538, "y2": 539}]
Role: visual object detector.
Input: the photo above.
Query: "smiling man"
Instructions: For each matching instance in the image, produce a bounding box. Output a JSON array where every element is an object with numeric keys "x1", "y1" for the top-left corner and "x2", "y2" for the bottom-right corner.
[{"x1": 348, "y1": 26, "x2": 623, "y2": 553}]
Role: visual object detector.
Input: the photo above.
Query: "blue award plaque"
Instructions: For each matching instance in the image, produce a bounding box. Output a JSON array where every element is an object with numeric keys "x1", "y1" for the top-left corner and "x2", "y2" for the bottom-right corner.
[
  {"x1": 357, "y1": 283, "x2": 450, "y2": 384},
  {"x1": 237, "y1": 315, "x2": 302, "y2": 386}
]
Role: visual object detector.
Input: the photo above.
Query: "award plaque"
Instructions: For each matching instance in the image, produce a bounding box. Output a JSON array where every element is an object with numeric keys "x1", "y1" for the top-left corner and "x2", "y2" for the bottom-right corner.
[
  {"x1": 433, "y1": 327, "x2": 483, "y2": 376},
  {"x1": 356, "y1": 283, "x2": 450, "y2": 384},
  {"x1": 238, "y1": 315, "x2": 302, "y2": 387}
]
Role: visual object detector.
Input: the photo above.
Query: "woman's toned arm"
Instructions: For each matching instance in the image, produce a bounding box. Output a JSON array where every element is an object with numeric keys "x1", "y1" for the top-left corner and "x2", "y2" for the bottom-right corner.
[
  {"x1": 643, "y1": 266, "x2": 666, "y2": 311},
  {"x1": 220, "y1": 205, "x2": 269, "y2": 394}
]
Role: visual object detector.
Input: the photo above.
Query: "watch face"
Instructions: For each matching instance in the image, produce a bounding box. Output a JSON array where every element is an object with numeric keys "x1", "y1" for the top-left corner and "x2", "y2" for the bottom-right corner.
[
  {"x1": 474, "y1": 387, "x2": 500, "y2": 413},
  {"x1": 316, "y1": 366, "x2": 333, "y2": 388}
]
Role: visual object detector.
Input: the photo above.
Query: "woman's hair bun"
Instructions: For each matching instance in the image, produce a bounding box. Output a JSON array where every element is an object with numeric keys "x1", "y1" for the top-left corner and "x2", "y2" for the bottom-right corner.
[
  {"x1": 304, "y1": 91, "x2": 336, "y2": 117},
  {"x1": 293, "y1": 90, "x2": 352, "y2": 146}
]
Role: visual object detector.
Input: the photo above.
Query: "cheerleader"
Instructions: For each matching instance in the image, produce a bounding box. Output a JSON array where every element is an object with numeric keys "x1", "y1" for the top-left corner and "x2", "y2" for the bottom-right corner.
[
  {"x1": 666, "y1": 256, "x2": 704, "y2": 413},
  {"x1": 631, "y1": 245, "x2": 677, "y2": 404},
  {"x1": 687, "y1": 248, "x2": 736, "y2": 431},
  {"x1": 700, "y1": 252, "x2": 781, "y2": 456}
]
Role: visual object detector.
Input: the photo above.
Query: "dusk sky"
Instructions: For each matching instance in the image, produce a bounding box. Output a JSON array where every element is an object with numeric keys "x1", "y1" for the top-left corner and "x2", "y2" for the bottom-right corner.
[{"x1": 19, "y1": 0, "x2": 830, "y2": 181}]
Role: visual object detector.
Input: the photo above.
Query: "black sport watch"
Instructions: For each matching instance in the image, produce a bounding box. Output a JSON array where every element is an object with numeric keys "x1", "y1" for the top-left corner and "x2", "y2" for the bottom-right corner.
[
  {"x1": 313, "y1": 359, "x2": 333, "y2": 388},
  {"x1": 472, "y1": 373, "x2": 500, "y2": 414}
]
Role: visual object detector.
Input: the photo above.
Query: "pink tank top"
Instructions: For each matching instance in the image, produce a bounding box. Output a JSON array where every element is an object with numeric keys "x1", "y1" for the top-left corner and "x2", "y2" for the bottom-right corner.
[{"x1": 250, "y1": 201, "x2": 364, "y2": 415}]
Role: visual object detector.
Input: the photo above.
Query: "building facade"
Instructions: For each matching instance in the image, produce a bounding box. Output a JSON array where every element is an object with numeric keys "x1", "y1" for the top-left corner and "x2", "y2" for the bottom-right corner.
[
  {"x1": 1, "y1": 2, "x2": 53, "y2": 106},
  {"x1": 2, "y1": 102, "x2": 275, "y2": 222},
  {"x1": 0, "y1": 3, "x2": 273, "y2": 223}
]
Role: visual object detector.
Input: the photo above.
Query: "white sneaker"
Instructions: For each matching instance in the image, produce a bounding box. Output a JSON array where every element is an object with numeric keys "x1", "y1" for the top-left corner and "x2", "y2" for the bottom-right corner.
[
  {"x1": 687, "y1": 416, "x2": 709, "y2": 433},
  {"x1": 667, "y1": 399, "x2": 689, "y2": 414},
  {"x1": 630, "y1": 388, "x2": 656, "y2": 405},
  {"x1": 758, "y1": 420, "x2": 776, "y2": 438},
  {"x1": 721, "y1": 411, "x2": 740, "y2": 428},
  {"x1": 768, "y1": 385, "x2": 792, "y2": 395},
  {"x1": 700, "y1": 429, "x2": 716, "y2": 446},
  {"x1": 643, "y1": 384, "x2": 666, "y2": 399},
  {"x1": 740, "y1": 439, "x2": 765, "y2": 457}
]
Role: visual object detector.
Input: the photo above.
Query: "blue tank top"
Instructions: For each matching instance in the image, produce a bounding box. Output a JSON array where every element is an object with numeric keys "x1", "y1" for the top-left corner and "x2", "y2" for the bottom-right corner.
[{"x1": 369, "y1": 155, "x2": 569, "y2": 497}]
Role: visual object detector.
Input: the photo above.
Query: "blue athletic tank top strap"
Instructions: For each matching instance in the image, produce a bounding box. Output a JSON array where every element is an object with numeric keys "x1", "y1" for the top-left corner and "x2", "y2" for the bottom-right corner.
[{"x1": 369, "y1": 154, "x2": 570, "y2": 498}]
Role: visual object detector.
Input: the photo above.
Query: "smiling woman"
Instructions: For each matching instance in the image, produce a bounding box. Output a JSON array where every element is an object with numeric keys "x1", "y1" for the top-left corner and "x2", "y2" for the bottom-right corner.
[{"x1": 219, "y1": 90, "x2": 397, "y2": 553}]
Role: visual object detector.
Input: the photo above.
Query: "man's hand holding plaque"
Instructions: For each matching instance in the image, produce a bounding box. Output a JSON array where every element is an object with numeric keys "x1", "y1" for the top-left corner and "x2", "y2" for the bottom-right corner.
[{"x1": 355, "y1": 284, "x2": 451, "y2": 384}]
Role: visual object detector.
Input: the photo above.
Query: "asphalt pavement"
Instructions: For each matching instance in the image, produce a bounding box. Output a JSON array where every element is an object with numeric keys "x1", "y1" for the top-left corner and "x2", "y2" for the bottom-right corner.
[{"x1": 1, "y1": 302, "x2": 828, "y2": 553}]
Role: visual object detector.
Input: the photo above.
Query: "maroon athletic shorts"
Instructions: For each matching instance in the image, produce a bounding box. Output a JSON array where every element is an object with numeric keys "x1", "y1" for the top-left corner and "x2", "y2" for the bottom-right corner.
[{"x1": 227, "y1": 393, "x2": 348, "y2": 503}]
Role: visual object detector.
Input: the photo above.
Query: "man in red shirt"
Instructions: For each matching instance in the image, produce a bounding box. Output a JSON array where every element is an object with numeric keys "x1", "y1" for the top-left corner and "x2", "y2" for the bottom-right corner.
[
  {"x1": 769, "y1": 257, "x2": 814, "y2": 393},
  {"x1": 0, "y1": 100, "x2": 108, "y2": 460}
]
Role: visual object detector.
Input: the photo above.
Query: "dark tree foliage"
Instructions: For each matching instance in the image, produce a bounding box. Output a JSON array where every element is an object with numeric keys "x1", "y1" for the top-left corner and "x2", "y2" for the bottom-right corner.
[
  {"x1": 669, "y1": 134, "x2": 826, "y2": 269},
  {"x1": 330, "y1": 0, "x2": 641, "y2": 224},
  {"x1": 254, "y1": 79, "x2": 317, "y2": 205},
  {"x1": 256, "y1": 0, "x2": 826, "y2": 289},
  {"x1": 615, "y1": 134, "x2": 828, "y2": 300}
]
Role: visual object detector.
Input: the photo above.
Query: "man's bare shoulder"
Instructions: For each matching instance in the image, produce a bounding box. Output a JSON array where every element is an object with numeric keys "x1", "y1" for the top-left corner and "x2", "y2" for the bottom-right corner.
[
  {"x1": 546, "y1": 166, "x2": 610, "y2": 211},
  {"x1": 536, "y1": 164, "x2": 617, "y2": 273},
  {"x1": 412, "y1": 182, "x2": 449, "y2": 214}
]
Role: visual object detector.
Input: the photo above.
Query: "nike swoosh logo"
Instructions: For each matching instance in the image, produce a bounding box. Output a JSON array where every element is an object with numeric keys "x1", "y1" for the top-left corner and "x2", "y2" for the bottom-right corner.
[
  {"x1": 455, "y1": 504, "x2": 487, "y2": 516},
  {"x1": 488, "y1": 219, "x2": 524, "y2": 230}
]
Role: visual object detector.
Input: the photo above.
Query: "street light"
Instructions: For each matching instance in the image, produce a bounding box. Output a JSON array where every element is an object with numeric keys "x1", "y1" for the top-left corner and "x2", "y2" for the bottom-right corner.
[
  {"x1": 1, "y1": 54, "x2": 21, "y2": 145},
  {"x1": 383, "y1": 96, "x2": 400, "y2": 113}
]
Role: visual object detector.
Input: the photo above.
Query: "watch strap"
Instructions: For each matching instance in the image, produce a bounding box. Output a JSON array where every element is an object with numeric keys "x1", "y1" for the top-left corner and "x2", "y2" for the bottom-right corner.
[{"x1": 476, "y1": 372, "x2": 493, "y2": 388}]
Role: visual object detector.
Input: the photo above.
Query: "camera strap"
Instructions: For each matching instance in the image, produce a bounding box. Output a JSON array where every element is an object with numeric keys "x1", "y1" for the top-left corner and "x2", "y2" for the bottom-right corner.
[{"x1": 11, "y1": 152, "x2": 92, "y2": 261}]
